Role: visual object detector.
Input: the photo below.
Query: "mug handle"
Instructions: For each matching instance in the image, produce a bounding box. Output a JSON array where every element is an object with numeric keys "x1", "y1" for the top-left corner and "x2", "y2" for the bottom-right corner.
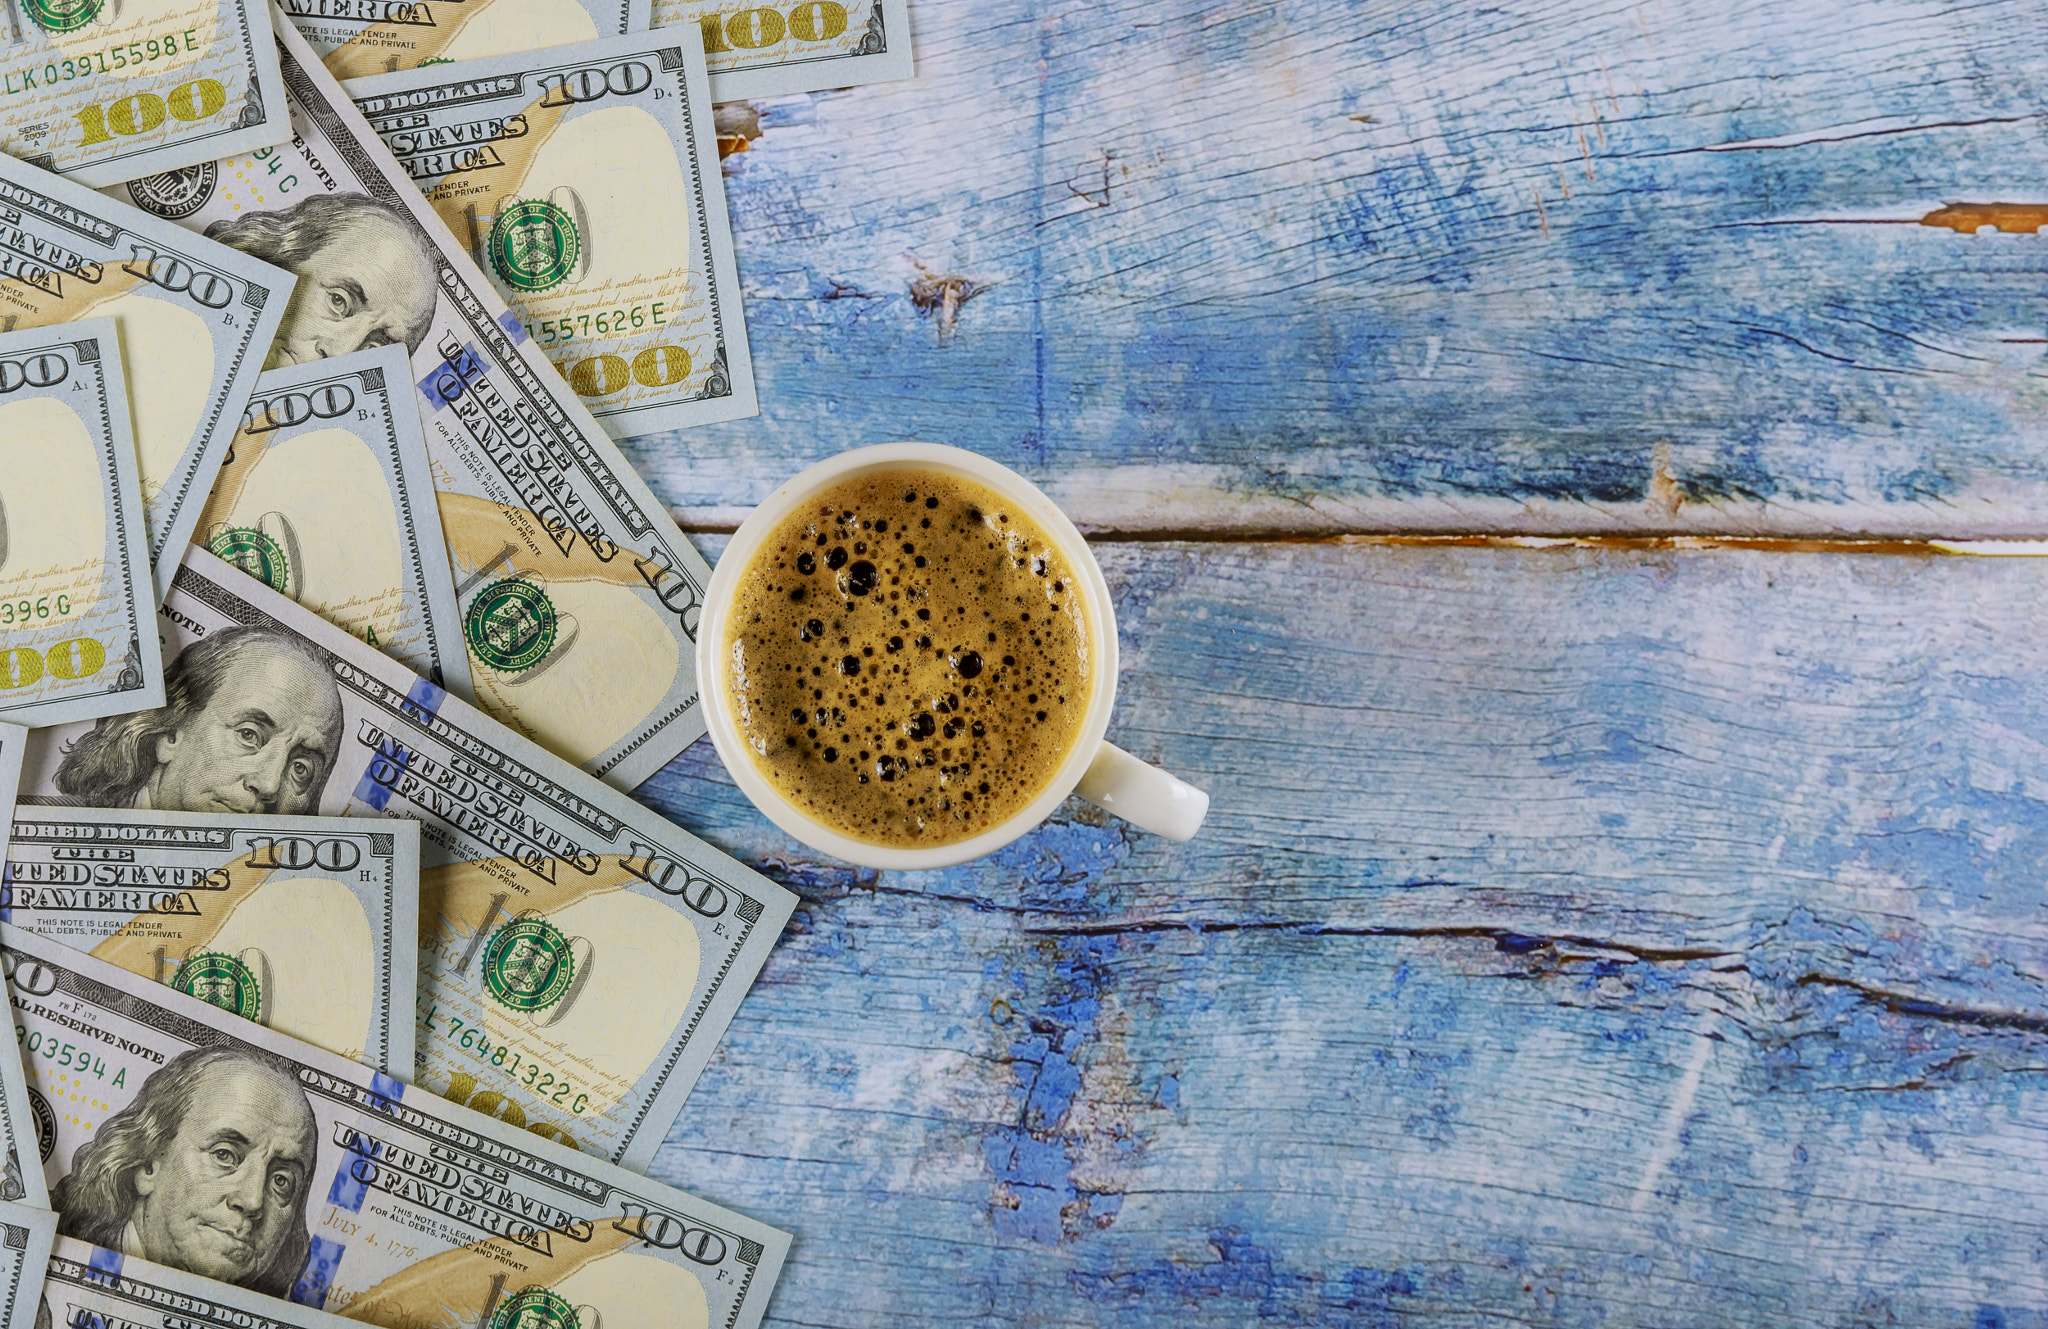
[{"x1": 1075, "y1": 742, "x2": 1209, "y2": 842}]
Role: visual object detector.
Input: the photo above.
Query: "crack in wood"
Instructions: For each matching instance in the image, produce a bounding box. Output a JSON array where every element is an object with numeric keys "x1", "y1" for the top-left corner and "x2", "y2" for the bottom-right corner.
[
  {"x1": 1017, "y1": 919, "x2": 1740, "y2": 962},
  {"x1": 1793, "y1": 973, "x2": 2048, "y2": 1034}
]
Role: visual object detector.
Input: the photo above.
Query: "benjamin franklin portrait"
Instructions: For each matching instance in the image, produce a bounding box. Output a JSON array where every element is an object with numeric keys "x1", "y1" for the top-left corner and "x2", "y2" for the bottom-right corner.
[
  {"x1": 205, "y1": 192, "x2": 437, "y2": 370},
  {"x1": 52, "y1": 1046, "x2": 317, "y2": 1297},
  {"x1": 53, "y1": 623, "x2": 343, "y2": 815}
]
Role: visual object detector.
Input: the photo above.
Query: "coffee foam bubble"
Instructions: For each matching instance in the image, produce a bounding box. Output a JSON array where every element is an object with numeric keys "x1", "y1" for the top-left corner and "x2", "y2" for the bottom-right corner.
[{"x1": 722, "y1": 469, "x2": 1092, "y2": 848}]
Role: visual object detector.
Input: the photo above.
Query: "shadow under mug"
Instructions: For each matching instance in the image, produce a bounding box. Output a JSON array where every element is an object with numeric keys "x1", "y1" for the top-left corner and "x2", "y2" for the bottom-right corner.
[{"x1": 697, "y1": 442, "x2": 1208, "y2": 869}]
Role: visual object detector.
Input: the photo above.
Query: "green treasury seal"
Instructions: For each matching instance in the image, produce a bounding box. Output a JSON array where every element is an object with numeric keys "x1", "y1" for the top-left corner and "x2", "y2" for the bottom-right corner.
[
  {"x1": 489, "y1": 1287, "x2": 578, "y2": 1329},
  {"x1": 173, "y1": 952, "x2": 263, "y2": 1022},
  {"x1": 23, "y1": 0, "x2": 102, "y2": 33},
  {"x1": 482, "y1": 918, "x2": 576, "y2": 1012},
  {"x1": 207, "y1": 527, "x2": 292, "y2": 597},
  {"x1": 465, "y1": 577, "x2": 557, "y2": 673},
  {"x1": 488, "y1": 200, "x2": 580, "y2": 293}
]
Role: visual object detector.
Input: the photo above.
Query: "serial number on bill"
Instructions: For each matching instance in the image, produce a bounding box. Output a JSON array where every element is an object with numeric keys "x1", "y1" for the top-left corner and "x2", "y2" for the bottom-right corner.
[
  {"x1": 524, "y1": 303, "x2": 669, "y2": 347},
  {"x1": 1, "y1": 595, "x2": 77, "y2": 626},
  {"x1": 0, "y1": 29, "x2": 206, "y2": 95},
  {"x1": 437, "y1": 1013, "x2": 593, "y2": 1116}
]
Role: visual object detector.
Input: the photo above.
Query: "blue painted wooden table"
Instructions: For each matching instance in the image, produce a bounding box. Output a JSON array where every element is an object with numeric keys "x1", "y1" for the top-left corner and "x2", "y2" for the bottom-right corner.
[{"x1": 625, "y1": 1, "x2": 2048, "y2": 1323}]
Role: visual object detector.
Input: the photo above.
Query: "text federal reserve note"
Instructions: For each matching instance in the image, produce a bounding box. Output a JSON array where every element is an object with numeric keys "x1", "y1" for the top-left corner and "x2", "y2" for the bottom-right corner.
[
  {"x1": 0, "y1": 0, "x2": 292, "y2": 187},
  {"x1": 3, "y1": 808, "x2": 419, "y2": 1072},
  {"x1": 292, "y1": 0, "x2": 648, "y2": 80},
  {"x1": 0, "y1": 319, "x2": 164, "y2": 728},
  {"x1": 655, "y1": 0, "x2": 910, "y2": 99},
  {"x1": 113, "y1": 15, "x2": 731, "y2": 788},
  {"x1": 196, "y1": 343, "x2": 473, "y2": 695},
  {"x1": 346, "y1": 28, "x2": 755, "y2": 440},
  {"x1": 0, "y1": 152, "x2": 292, "y2": 602},
  {"x1": 19, "y1": 546, "x2": 796, "y2": 1171},
  {"x1": 5, "y1": 926, "x2": 791, "y2": 1326}
]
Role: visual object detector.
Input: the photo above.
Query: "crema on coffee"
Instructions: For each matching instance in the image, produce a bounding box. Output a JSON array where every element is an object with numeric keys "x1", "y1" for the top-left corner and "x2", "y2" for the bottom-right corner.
[{"x1": 721, "y1": 468, "x2": 1093, "y2": 847}]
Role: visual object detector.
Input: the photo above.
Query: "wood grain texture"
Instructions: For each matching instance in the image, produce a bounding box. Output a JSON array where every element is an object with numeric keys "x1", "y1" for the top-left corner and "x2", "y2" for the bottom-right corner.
[
  {"x1": 637, "y1": 538, "x2": 2048, "y2": 1326},
  {"x1": 617, "y1": 0, "x2": 2048, "y2": 537}
]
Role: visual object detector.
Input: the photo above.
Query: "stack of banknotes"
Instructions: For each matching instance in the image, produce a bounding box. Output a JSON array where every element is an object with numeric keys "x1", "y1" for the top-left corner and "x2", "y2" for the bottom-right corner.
[{"x1": 0, "y1": 0, "x2": 915, "y2": 1323}]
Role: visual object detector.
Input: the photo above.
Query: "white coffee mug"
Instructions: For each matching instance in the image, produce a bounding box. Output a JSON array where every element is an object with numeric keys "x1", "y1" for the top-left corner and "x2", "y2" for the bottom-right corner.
[{"x1": 698, "y1": 443, "x2": 1208, "y2": 869}]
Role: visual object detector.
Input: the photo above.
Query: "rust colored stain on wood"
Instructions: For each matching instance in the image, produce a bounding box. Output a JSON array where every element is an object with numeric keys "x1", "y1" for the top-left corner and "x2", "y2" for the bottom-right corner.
[{"x1": 1918, "y1": 201, "x2": 2048, "y2": 234}]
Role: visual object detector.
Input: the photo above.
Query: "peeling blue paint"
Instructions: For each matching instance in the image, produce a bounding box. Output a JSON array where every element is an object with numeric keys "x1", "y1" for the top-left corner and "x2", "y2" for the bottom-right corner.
[
  {"x1": 985, "y1": 817, "x2": 1134, "y2": 917},
  {"x1": 984, "y1": 934, "x2": 1127, "y2": 1244},
  {"x1": 1069, "y1": 1229, "x2": 1319, "y2": 1315},
  {"x1": 1071, "y1": 1230, "x2": 1446, "y2": 1326}
]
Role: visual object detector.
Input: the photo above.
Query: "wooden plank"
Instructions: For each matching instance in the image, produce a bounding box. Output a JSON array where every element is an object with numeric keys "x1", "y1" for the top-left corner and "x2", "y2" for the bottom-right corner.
[
  {"x1": 621, "y1": 0, "x2": 2048, "y2": 537},
  {"x1": 637, "y1": 539, "x2": 2048, "y2": 1324}
]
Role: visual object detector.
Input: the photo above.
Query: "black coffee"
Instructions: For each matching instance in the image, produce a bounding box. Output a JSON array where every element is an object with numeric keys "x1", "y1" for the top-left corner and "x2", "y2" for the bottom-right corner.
[{"x1": 722, "y1": 468, "x2": 1093, "y2": 848}]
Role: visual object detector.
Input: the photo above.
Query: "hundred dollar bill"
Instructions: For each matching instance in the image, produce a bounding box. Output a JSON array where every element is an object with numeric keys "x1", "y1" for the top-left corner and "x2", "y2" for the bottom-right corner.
[
  {"x1": 0, "y1": 731, "x2": 28, "y2": 1209},
  {"x1": 6, "y1": 925, "x2": 791, "y2": 1326},
  {"x1": 0, "y1": 318, "x2": 165, "y2": 728},
  {"x1": 655, "y1": 0, "x2": 910, "y2": 99},
  {"x1": 0, "y1": 1200, "x2": 51, "y2": 1329},
  {"x1": 0, "y1": 723, "x2": 22, "y2": 847},
  {"x1": 112, "y1": 14, "x2": 737, "y2": 789},
  {"x1": 345, "y1": 27, "x2": 756, "y2": 440},
  {"x1": 0, "y1": 151, "x2": 293, "y2": 603},
  {"x1": 3, "y1": 808, "x2": 420, "y2": 1072},
  {"x1": 0, "y1": 723, "x2": 20, "y2": 926},
  {"x1": 0, "y1": 926, "x2": 44, "y2": 1206},
  {"x1": 292, "y1": 0, "x2": 648, "y2": 81},
  {"x1": 47, "y1": 1229, "x2": 318, "y2": 1329},
  {"x1": 18, "y1": 545, "x2": 797, "y2": 1171},
  {"x1": 5, "y1": 1203, "x2": 371, "y2": 1329},
  {"x1": 0, "y1": 1201, "x2": 413, "y2": 1329},
  {"x1": 0, "y1": 0, "x2": 292, "y2": 188},
  {"x1": 195, "y1": 344, "x2": 473, "y2": 696}
]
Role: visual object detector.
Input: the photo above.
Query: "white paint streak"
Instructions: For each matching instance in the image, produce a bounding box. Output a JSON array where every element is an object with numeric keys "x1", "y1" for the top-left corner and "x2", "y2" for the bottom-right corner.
[
  {"x1": 672, "y1": 471, "x2": 2048, "y2": 540},
  {"x1": 1631, "y1": 1024, "x2": 1716, "y2": 1213},
  {"x1": 1698, "y1": 114, "x2": 2027, "y2": 152},
  {"x1": 1933, "y1": 540, "x2": 2048, "y2": 556}
]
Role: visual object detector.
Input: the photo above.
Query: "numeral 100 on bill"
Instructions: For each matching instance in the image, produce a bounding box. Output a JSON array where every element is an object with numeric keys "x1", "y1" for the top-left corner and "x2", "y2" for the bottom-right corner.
[
  {"x1": 244, "y1": 835, "x2": 364, "y2": 872},
  {"x1": 562, "y1": 344, "x2": 691, "y2": 398},
  {"x1": 74, "y1": 77, "x2": 226, "y2": 146},
  {"x1": 0, "y1": 637, "x2": 105, "y2": 690},
  {"x1": 699, "y1": 0, "x2": 852, "y2": 50}
]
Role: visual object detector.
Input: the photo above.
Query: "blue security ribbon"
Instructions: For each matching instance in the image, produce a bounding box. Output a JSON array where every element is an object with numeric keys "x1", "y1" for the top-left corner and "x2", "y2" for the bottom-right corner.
[
  {"x1": 84, "y1": 1245, "x2": 121, "y2": 1285},
  {"x1": 352, "y1": 678, "x2": 444, "y2": 811},
  {"x1": 418, "y1": 340, "x2": 488, "y2": 412},
  {"x1": 296, "y1": 1075, "x2": 405, "y2": 1308}
]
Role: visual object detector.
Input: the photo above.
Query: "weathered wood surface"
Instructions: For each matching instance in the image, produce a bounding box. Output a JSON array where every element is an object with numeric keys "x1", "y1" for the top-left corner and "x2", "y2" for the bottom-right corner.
[
  {"x1": 610, "y1": 0, "x2": 2048, "y2": 1318},
  {"x1": 634, "y1": 539, "x2": 2048, "y2": 1326},
  {"x1": 619, "y1": 0, "x2": 2048, "y2": 537}
]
